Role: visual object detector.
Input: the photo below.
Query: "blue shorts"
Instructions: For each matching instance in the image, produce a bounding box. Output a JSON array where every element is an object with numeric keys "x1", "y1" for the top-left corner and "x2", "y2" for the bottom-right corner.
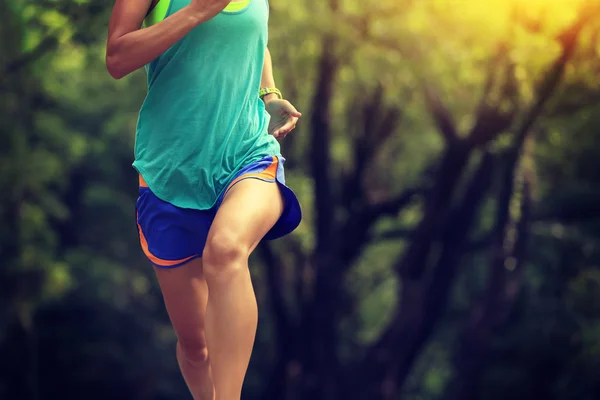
[{"x1": 135, "y1": 155, "x2": 301, "y2": 268}]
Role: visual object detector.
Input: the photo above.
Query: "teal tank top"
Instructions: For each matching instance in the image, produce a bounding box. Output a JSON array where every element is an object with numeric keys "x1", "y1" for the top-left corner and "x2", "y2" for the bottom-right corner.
[{"x1": 133, "y1": 0, "x2": 281, "y2": 210}]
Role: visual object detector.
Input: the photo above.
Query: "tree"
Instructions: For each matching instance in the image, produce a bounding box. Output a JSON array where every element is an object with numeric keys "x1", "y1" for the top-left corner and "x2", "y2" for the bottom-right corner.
[
  {"x1": 1, "y1": 1, "x2": 600, "y2": 399},
  {"x1": 261, "y1": 0, "x2": 600, "y2": 398}
]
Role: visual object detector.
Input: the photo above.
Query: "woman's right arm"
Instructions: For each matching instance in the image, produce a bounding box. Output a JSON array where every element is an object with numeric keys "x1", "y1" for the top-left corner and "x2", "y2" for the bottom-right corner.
[{"x1": 106, "y1": 0, "x2": 230, "y2": 79}]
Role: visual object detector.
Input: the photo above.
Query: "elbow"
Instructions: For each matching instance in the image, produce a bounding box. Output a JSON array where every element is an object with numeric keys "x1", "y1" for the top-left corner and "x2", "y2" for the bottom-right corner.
[
  {"x1": 106, "y1": 54, "x2": 127, "y2": 80},
  {"x1": 105, "y1": 42, "x2": 131, "y2": 80}
]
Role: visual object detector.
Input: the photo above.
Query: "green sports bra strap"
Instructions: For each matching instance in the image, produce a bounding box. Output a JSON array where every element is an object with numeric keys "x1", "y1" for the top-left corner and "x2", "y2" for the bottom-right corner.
[{"x1": 144, "y1": 0, "x2": 172, "y2": 27}]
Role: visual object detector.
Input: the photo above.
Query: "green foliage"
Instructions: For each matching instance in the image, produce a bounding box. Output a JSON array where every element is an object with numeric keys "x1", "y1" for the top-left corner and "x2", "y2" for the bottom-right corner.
[{"x1": 1, "y1": 0, "x2": 600, "y2": 399}]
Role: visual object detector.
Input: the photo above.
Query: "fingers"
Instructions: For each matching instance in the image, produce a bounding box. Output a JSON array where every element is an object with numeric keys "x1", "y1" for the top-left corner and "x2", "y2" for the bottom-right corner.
[
  {"x1": 273, "y1": 117, "x2": 298, "y2": 138},
  {"x1": 283, "y1": 103, "x2": 302, "y2": 118},
  {"x1": 271, "y1": 101, "x2": 302, "y2": 139},
  {"x1": 275, "y1": 126, "x2": 295, "y2": 140},
  {"x1": 289, "y1": 109, "x2": 302, "y2": 118}
]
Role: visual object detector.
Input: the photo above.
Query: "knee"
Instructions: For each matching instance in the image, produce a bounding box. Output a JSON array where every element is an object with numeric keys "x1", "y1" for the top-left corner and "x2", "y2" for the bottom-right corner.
[
  {"x1": 202, "y1": 231, "x2": 248, "y2": 277},
  {"x1": 177, "y1": 336, "x2": 209, "y2": 367}
]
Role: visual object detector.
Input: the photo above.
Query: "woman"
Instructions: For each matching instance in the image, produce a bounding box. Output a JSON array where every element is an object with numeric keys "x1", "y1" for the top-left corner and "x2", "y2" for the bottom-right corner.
[{"x1": 106, "y1": 1, "x2": 302, "y2": 399}]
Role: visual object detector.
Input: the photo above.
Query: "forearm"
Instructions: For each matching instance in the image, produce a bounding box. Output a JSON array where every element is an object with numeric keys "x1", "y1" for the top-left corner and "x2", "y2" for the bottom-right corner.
[
  {"x1": 261, "y1": 47, "x2": 276, "y2": 87},
  {"x1": 260, "y1": 48, "x2": 278, "y2": 102},
  {"x1": 106, "y1": 5, "x2": 222, "y2": 79}
]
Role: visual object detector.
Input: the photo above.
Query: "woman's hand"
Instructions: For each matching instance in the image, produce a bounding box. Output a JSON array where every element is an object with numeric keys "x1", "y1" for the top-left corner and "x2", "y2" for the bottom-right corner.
[{"x1": 265, "y1": 99, "x2": 301, "y2": 140}]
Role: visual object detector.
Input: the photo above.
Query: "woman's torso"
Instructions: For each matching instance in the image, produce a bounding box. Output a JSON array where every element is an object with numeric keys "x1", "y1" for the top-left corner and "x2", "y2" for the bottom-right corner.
[{"x1": 133, "y1": 0, "x2": 280, "y2": 210}]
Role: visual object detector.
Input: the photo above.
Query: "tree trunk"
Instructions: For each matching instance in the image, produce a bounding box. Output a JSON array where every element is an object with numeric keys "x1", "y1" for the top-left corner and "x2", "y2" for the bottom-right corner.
[{"x1": 446, "y1": 172, "x2": 533, "y2": 400}]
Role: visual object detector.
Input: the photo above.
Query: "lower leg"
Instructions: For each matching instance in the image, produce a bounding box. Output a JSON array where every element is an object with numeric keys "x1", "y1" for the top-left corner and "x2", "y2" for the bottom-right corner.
[
  {"x1": 202, "y1": 178, "x2": 285, "y2": 400},
  {"x1": 176, "y1": 340, "x2": 215, "y2": 400},
  {"x1": 153, "y1": 260, "x2": 215, "y2": 400},
  {"x1": 203, "y1": 247, "x2": 258, "y2": 400}
]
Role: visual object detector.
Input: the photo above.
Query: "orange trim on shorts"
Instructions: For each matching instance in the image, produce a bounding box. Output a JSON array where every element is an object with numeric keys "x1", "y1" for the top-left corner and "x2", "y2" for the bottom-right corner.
[
  {"x1": 139, "y1": 175, "x2": 149, "y2": 188},
  {"x1": 225, "y1": 156, "x2": 278, "y2": 193},
  {"x1": 136, "y1": 212, "x2": 197, "y2": 267}
]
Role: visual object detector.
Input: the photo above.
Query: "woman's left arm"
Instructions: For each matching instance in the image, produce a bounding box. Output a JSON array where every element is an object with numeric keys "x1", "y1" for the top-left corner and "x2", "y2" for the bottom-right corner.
[
  {"x1": 261, "y1": 48, "x2": 278, "y2": 102},
  {"x1": 261, "y1": 48, "x2": 301, "y2": 139}
]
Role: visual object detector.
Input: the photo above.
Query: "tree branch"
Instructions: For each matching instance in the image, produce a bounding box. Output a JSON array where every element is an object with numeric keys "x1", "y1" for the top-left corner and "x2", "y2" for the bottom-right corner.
[
  {"x1": 370, "y1": 196, "x2": 600, "y2": 238},
  {"x1": 342, "y1": 85, "x2": 403, "y2": 210},
  {"x1": 373, "y1": 227, "x2": 497, "y2": 253},
  {"x1": 444, "y1": 154, "x2": 534, "y2": 400},
  {"x1": 369, "y1": 227, "x2": 414, "y2": 242},
  {"x1": 258, "y1": 242, "x2": 293, "y2": 337},
  {"x1": 510, "y1": 11, "x2": 589, "y2": 150},
  {"x1": 467, "y1": 55, "x2": 518, "y2": 147},
  {"x1": 337, "y1": 187, "x2": 424, "y2": 272},
  {"x1": 366, "y1": 187, "x2": 425, "y2": 218},
  {"x1": 302, "y1": 2, "x2": 344, "y2": 394},
  {"x1": 474, "y1": 43, "x2": 508, "y2": 117},
  {"x1": 285, "y1": 235, "x2": 310, "y2": 312},
  {"x1": 423, "y1": 84, "x2": 459, "y2": 143},
  {"x1": 393, "y1": 141, "x2": 472, "y2": 281},
  {"x1": 310, "y1": 36, "x2": 339, "y2": 255},
  {"x1": 259, "y1": 241, "x2": 300, "y2": 399},
  {"x1": 349, "y1": 152, "x2": 497, "y2": 399},
  {"x1": 468, "y1": 2, "x2": 591, "y2": 149}
]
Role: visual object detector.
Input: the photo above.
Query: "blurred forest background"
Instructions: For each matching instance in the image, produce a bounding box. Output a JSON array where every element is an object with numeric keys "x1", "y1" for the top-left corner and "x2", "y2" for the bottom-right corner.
[{"x1": 2, "y1": 0, "x2": 600, "y2": 399}]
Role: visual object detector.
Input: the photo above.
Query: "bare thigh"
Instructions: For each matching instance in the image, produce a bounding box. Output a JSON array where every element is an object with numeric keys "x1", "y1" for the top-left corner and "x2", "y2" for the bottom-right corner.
[
  {"x1": 154, "y1": 258, "x2": 209, "y2": 354},
  {"x1": 153, "y1": 178, "x2": 284, "y2": 345},
  {"x1": 204, "y1": 179, "x2": 284, "y2": 262}
]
